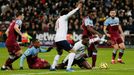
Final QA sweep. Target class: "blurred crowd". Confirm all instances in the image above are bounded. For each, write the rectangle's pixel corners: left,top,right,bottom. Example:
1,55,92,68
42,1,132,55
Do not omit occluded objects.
0,0,134,38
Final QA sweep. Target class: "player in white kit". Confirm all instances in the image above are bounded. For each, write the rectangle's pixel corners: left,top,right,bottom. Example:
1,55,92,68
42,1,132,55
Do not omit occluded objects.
50,3,82,72
56,35,107,69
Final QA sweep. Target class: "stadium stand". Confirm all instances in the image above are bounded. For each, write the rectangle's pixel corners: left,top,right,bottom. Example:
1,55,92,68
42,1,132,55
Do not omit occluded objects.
0,0,134,46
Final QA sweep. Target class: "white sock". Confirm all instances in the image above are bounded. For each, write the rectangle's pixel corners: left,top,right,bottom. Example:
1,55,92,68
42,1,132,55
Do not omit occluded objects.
66,53,75,69
62,55,69,63
51,55,60,69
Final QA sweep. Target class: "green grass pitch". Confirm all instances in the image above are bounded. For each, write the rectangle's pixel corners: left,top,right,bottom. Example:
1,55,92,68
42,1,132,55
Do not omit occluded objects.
0,47,134,75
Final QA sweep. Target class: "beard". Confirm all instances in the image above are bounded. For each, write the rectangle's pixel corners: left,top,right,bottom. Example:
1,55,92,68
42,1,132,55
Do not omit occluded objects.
111,16,115,19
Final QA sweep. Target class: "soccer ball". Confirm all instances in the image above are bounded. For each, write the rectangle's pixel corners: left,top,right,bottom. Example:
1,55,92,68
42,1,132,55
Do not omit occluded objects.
99,62,109,69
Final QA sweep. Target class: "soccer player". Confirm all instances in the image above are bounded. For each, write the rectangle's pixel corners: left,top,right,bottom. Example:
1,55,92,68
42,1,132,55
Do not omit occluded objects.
56,35,92,69
50,3,82,72
1,12,25,70
103,9,125,64
19,39,51,69
57,35,106,69
81,9,103,67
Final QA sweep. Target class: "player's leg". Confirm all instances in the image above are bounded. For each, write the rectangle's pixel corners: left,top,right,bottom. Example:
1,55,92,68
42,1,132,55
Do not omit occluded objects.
56,59,68,69
80,61,92,69
77,58,92,69
62,40,75,72
66,51,75,71
50,44,62,70
32,58,50,69
118,38,126,64
62,55,69,63
109,37,119,64
1,44,22,70
111,44,119,64
88,43,97,67
42,59,51,69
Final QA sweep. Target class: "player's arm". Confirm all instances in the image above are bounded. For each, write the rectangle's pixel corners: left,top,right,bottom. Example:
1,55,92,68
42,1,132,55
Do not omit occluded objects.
5,28,9,36
84,18,102,37
89,35,100,44
103,26,110,37
103,19,111,37
119,25,124,36
14,24,23,37
119,25,125,41
65,3,82,19
20,49,31,69
87,26,102,37
71,42,81,53
39,47,52,53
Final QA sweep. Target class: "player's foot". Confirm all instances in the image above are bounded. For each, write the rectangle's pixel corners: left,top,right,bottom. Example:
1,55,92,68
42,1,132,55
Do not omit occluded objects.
92,65,95,67
111,60,116,64
56,63,66,69
7,64,13,70
1,65,8,70
50,67,56,71
66,68,74,72
1,65,13,70
117,59,125,64
92,66,98,70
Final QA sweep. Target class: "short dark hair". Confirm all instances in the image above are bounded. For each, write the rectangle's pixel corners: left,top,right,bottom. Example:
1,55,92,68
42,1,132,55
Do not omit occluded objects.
31,39,39,43
60,8,69,16
16,11,23,17
82,35,89,39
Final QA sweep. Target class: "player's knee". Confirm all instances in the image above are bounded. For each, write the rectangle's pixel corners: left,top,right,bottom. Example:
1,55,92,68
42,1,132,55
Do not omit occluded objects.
114,47,119,50
69,49,75,53
119,44,126,50
9,55,16,59
15,50,22,56
120,47,126,50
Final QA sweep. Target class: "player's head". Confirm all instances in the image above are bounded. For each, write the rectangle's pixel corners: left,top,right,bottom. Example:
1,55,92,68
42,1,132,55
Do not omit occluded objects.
32,39,41,48
88,9,97,19
60,8,69,16
16,11,24,20
109,9,116,18
82,35,89,46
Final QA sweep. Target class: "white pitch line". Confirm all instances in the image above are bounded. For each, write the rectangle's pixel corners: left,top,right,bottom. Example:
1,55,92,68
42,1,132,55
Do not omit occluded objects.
11,70,91,75
11,68,134,75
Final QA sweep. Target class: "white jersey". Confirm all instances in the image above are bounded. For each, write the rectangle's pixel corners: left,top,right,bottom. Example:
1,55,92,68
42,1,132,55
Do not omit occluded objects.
55,8,79,42
73,40,86,60
73,35,107,60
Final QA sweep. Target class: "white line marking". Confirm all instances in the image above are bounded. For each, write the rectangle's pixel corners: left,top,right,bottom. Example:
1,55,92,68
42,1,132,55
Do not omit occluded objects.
11,68,134,75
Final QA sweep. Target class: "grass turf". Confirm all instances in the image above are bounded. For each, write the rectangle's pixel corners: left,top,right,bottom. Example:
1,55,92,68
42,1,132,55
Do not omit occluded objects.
0,47,134,75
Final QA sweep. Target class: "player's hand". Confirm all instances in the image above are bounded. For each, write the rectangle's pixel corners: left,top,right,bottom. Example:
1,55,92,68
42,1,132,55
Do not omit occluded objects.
106,34,111,37
20,67,23,70
21,34,27,38
77,2,82,9
120,33,125,42
47,47,53,52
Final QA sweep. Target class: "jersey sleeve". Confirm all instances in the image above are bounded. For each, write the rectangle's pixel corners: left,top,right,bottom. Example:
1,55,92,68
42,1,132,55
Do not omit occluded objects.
39,47,47,53
16,20,22,26
104,19,109,26
65,8,79,20
73,42,81,51
20,48,32,67
23,48,32,56
20,54,26,67
84,18,93,26
116,17,120,24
